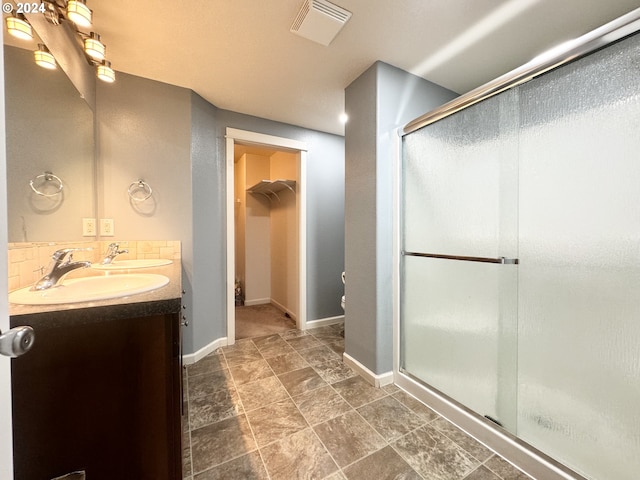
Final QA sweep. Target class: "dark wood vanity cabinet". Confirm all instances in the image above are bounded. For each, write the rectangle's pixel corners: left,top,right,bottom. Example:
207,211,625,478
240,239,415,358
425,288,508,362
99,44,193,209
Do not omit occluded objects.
10,306,182,480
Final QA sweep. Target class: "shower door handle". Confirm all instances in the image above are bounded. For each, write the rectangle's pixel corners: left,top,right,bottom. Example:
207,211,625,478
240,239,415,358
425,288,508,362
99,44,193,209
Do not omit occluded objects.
0,325,35,357
402,251,519,265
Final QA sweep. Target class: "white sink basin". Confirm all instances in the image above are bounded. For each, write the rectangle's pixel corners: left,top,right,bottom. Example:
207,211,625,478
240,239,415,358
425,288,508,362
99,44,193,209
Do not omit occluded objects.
9,274,170,305
92,259,173,270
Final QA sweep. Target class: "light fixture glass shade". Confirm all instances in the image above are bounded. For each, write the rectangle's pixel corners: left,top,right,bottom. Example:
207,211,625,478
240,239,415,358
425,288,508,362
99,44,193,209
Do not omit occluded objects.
6,15,33,41
34,44,56,70
67,0,92,27
97,60,115,83
84,32,105,61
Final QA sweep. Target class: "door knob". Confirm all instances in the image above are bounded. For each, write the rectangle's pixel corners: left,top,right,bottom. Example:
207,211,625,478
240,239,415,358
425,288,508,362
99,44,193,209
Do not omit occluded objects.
0,326,35,357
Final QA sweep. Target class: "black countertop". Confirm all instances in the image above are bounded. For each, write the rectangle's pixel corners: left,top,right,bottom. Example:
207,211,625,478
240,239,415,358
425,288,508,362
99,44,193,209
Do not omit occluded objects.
9,262,182,326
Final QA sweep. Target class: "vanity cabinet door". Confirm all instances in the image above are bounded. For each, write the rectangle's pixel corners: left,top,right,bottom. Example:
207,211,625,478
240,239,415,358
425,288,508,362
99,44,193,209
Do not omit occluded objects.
11,311,182,480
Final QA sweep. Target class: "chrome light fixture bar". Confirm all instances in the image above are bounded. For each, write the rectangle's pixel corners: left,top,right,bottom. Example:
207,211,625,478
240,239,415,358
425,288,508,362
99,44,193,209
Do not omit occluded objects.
66,0,92,27
34,44,57,69
5,13,33,40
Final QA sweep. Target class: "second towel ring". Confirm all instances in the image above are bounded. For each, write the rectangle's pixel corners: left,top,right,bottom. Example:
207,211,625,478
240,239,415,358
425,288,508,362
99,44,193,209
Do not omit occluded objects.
29,171,64,197
128,179,153,201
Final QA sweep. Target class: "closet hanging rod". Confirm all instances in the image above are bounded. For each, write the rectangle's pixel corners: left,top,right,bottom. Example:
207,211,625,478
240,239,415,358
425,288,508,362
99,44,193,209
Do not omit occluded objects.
402,251,518,265
246,179,296,202
402,7,640,135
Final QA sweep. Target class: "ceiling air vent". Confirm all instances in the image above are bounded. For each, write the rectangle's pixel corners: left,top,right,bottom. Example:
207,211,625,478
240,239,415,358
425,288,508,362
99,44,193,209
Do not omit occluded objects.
290,0,352,46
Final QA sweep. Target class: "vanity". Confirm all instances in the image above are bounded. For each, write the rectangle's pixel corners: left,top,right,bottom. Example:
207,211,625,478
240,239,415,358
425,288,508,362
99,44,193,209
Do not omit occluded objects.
9,260,183,480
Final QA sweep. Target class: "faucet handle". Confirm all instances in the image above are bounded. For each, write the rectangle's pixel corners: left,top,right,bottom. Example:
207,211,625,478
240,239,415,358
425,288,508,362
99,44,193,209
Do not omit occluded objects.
105,242,128,254
51,248,76,262
51,247,93,262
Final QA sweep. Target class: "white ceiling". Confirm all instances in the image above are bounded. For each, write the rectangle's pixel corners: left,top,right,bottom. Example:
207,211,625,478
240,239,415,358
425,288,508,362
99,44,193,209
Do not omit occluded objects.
91,0,639,136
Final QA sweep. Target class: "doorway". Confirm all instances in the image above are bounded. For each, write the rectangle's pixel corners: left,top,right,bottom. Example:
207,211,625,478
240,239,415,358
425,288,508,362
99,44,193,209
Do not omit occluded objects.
225,128,308,345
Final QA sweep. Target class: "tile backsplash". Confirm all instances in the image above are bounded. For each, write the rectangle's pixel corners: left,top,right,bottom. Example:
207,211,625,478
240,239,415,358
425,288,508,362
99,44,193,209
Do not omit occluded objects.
8,240,181,292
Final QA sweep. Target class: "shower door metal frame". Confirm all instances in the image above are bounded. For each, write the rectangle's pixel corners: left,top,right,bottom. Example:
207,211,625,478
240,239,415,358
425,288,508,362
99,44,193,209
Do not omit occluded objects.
403,8,640,136
393,7,640,480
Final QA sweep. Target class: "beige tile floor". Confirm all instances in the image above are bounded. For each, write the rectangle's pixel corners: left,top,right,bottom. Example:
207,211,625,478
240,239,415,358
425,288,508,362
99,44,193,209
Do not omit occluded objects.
235,304,297,339
182,323,532,480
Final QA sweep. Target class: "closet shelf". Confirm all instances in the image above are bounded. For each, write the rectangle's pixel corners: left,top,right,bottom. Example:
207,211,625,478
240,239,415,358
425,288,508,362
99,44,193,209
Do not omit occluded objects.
247,179,296,202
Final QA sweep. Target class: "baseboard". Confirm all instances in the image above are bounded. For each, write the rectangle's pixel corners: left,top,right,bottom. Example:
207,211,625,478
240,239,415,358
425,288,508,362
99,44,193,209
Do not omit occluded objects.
270,298,297,321
306,315,344,329
244,298,270,307
343,352,394,388
182,337,228,365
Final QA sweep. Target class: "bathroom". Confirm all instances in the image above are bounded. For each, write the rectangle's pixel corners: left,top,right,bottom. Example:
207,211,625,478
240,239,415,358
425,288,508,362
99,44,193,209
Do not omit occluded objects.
1,1,640,479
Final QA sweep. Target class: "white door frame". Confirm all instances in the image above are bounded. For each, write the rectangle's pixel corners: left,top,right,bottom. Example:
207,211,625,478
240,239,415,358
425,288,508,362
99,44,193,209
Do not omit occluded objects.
225,127,308,345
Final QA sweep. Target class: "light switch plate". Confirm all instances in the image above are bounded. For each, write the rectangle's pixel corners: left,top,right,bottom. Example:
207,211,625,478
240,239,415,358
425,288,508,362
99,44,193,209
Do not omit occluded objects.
100,218,114,236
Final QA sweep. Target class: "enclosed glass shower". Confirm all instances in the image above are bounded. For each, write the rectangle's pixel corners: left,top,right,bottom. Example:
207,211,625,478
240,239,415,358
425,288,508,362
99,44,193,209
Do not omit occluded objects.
399,21,640,480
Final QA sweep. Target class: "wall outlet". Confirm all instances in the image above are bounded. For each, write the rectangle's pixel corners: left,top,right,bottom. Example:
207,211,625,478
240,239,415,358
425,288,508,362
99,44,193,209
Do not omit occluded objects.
100,218,115,237
82,218,96,236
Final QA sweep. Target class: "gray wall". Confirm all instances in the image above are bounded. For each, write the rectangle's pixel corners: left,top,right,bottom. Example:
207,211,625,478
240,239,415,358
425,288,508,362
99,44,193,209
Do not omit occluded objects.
189,92,223,353
96,73,345,355
97,72,192,240
344,61,457,374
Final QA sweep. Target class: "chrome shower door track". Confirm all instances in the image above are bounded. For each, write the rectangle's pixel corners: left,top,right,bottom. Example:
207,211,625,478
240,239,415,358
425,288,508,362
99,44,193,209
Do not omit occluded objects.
402,7,640,135
395,371,588,480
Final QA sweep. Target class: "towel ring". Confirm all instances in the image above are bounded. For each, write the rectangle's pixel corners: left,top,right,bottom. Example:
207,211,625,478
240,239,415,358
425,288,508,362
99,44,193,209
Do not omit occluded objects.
128,179,153,201
29,171,64,197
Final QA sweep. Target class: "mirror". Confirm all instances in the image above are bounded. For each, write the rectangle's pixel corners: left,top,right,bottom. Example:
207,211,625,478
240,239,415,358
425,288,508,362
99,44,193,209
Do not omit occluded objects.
4,40,95,242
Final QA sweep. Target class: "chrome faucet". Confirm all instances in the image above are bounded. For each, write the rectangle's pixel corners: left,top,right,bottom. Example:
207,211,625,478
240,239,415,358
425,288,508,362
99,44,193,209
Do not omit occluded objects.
32,248,92,291
101,242,128,265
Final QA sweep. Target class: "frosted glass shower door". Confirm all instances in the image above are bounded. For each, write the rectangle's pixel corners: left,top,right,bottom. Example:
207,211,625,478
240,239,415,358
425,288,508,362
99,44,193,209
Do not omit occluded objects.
516,33,640,480
401,91,519,431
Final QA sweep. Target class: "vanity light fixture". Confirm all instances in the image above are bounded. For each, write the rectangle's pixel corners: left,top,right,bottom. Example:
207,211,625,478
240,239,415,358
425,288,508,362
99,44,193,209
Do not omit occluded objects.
83,32,105,61
96,59,115,83
25,0,116,81
5,13,33,41
66,0,92,28
34,44,57,70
